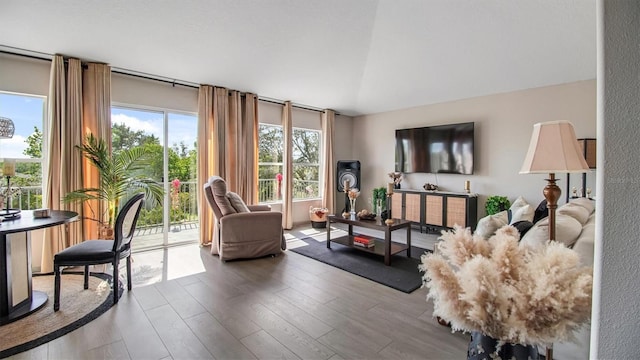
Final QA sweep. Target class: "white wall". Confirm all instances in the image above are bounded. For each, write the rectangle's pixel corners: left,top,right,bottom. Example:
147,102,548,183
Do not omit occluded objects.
353,80,596,218
592,1,640,358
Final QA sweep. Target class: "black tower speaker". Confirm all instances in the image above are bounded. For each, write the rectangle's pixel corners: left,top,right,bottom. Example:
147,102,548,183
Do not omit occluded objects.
337,160,361,192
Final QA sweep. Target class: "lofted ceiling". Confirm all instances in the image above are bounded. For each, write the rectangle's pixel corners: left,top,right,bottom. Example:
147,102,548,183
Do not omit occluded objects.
0,0,596,116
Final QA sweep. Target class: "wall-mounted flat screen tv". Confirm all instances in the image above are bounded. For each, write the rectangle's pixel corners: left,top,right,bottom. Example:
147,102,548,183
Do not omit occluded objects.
395,122,474,174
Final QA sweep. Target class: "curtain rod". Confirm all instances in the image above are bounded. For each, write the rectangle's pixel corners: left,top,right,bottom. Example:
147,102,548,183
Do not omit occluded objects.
1,46,338,115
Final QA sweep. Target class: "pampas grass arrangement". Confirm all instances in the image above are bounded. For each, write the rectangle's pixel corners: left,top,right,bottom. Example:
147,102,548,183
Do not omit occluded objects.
420,225,592,347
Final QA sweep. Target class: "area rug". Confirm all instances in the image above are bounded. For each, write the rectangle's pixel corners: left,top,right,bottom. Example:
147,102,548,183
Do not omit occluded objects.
290,237,430,293
0,273,121,358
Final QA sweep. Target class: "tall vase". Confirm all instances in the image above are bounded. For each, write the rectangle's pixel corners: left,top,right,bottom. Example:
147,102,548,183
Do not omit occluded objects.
466,332,538,360
349,198,356,220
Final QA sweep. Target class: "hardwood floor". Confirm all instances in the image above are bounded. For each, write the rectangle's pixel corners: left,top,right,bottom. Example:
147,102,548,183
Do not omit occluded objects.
10,224,469,359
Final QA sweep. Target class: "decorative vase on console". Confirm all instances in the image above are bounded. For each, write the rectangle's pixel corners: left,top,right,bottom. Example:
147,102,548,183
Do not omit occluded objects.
349,198,356,220
347,188,359,220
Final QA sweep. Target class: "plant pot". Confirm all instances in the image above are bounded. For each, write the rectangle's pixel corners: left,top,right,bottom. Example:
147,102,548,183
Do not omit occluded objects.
311,220,326,229
467,331,538,360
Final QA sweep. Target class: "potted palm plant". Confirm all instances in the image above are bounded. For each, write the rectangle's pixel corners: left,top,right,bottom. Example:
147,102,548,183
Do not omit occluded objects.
64,133,164,239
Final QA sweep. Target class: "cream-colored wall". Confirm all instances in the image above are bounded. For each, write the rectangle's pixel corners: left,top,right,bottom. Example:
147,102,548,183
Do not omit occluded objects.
353,80,596,218
0,53,50,96
111,73,198,112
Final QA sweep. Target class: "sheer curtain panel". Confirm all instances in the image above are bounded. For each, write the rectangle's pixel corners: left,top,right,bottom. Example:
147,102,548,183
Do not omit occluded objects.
321,109,335,213
281,101,294,230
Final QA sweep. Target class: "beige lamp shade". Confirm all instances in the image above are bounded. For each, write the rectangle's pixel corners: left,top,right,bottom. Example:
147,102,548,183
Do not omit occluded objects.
520,120,590,174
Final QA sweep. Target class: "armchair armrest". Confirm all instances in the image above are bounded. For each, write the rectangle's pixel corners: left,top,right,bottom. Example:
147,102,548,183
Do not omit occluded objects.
248,204,272,212
220,211,282,243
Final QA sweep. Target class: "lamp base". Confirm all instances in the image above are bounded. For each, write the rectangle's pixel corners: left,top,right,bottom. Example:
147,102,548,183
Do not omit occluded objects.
0,208,21,220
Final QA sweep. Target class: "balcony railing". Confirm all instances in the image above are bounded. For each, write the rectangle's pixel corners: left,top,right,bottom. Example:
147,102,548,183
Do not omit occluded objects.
12,179,317,226
258,178,320,203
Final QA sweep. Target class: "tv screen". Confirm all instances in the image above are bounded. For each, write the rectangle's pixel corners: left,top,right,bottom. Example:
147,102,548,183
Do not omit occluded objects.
395,122,474,174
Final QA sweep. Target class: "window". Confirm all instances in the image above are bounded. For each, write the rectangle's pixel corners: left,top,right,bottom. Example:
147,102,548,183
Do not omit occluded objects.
292,128,321,199
0,92,45,210
258,124,283,203
257,124,321,202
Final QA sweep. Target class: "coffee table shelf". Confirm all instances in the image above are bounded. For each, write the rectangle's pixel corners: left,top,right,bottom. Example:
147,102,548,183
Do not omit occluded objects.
329,234,409,257
327,215,412,266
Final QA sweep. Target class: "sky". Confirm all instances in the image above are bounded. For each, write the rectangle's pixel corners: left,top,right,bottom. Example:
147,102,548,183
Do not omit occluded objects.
0,92,44,159
0,93,197,160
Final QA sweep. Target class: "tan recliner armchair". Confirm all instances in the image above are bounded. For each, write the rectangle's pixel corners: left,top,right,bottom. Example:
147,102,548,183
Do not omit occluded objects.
203,176,285,261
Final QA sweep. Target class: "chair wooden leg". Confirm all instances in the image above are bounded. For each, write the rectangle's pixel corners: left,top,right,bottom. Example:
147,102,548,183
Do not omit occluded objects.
84,265,89,289
54,265,61,311
126,255,132,291
113,259,120,304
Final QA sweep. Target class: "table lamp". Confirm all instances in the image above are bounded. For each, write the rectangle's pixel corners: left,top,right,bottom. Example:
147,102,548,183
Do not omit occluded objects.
520,120,590,360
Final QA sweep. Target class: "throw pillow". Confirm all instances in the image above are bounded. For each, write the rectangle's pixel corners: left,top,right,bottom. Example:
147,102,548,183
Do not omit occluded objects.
557,202,591,225
475,211,508,239
532,200,548,224
226,192,250,213
508,196,530,223
511,220,534,239
520,214,582,248
509,204,534,225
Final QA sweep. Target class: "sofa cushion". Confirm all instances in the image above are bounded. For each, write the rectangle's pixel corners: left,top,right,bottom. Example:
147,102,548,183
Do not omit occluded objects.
569,197,595,214
520,214,583,248
557,202,591,225
226,192,250,213
572,217,595,266
475,211,508,239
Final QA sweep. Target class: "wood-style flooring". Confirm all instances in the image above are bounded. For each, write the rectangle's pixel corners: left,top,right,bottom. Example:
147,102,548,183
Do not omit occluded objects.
9,224,469,359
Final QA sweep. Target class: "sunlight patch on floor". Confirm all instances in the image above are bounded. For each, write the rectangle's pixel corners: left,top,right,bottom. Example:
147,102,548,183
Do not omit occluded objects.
131,243,206,286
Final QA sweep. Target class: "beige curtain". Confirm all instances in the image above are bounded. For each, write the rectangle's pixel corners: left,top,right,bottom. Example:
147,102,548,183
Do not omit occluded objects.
321,109,335,213
41,57,100,273
81,63,112,241
41,55,67,273
62,59,84,246
197,85,216,248
282,101,293,229
198,86,259,247
238,93,259,203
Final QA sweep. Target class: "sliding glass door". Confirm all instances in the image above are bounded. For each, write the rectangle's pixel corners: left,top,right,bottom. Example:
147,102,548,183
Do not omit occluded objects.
111,106,197,250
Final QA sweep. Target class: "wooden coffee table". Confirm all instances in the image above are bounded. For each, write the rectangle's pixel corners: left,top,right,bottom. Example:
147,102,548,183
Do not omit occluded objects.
326,215,412,266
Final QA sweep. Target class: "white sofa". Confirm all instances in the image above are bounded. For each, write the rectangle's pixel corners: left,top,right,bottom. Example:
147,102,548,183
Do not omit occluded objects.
475,197,595,360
